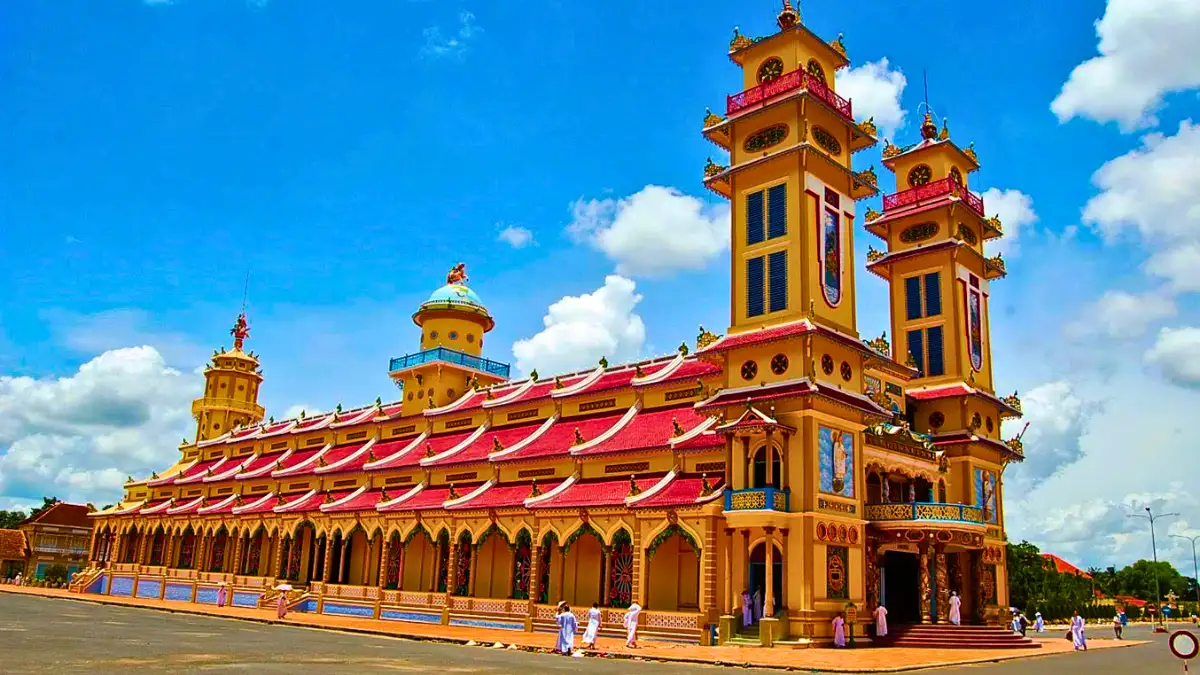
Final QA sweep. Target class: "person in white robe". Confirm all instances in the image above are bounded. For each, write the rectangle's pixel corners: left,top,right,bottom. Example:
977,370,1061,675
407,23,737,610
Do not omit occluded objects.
948,591,962,625
1070,611,1087,651
832,612,846,647
623,602,642,648
1033,612,1045,633
741,590,752,627
873,604,888,638
582,603,602,648
752,587,763,622
555,603,578,655
1011,612,1021,634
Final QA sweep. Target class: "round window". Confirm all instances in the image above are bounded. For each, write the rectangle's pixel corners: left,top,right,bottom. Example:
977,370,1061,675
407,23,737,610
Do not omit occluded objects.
449,331,458,340
770,354,789,375
840,362,852,381
467,334,475,343
430,331,439,340
907,164,933,187
821,354,835,375
985,416,994,432
447,389,456,399
929,412,945,429
740,360,758,381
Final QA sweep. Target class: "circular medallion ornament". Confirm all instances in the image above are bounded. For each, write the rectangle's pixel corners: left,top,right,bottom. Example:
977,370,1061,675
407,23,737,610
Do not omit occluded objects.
972,412,982,430
816,522,828,541
847,526,859,544
756,57,785,83
907,164,933,188
986,417,994,432
812,126,842,155
430,331,439,340
840,361,852,381
929,412,945,429
838,524,848,542
806,59,827,84
900,222,939,243
740,360,758,381
770,353,789,375
744,124,789,153
449,331,458,340
822,354,835,375
949,167,964,185
467,334,475,343
1169,630,1199,660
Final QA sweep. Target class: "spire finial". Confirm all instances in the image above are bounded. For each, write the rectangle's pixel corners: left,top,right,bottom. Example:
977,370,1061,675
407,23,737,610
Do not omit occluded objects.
230,312,250,352
777,0,800,29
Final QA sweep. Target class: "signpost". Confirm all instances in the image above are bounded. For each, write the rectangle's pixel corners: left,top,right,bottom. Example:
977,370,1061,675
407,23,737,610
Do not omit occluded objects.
1169,630,1198,673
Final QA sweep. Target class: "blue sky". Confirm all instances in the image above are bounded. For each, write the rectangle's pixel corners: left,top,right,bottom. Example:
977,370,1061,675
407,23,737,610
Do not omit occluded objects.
3,0,1200,573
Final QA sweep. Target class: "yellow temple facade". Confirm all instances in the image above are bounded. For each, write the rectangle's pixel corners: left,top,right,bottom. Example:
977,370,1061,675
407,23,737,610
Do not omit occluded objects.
80,1,1024,647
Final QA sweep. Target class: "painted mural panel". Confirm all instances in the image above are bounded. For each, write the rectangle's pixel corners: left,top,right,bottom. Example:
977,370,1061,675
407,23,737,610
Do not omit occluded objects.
826,545,849,599
822,209,843,306
968,288,984,370
819,426,855,498
974,468,998,524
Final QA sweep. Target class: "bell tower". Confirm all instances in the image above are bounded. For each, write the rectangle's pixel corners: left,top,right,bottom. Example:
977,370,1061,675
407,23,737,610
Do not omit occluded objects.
192,313,266,442
703,0,879,340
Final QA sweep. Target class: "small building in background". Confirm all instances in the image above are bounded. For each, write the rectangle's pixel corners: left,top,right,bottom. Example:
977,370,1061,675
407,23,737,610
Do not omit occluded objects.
19,503,93,579
0,529,28,578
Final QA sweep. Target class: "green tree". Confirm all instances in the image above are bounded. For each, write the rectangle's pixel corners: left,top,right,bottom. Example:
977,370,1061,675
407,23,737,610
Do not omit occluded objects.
43,564,69,584
26,497,59,521
1006,541,1054,609
0,510,26,529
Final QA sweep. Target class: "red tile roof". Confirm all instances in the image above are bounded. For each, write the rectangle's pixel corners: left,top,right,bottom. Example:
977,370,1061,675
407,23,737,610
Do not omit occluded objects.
696,379,816,409
629,474,723,509
320,487,381,513
197,494,240,515
234,451,290,480
271,445,331,477
20,502,92,528
698,320,815,354
174,457,230,485
310,440,370,473
571,405,713,458
490,412,626,464
203,454,258,482
232,492,278,516
486,375,586,408
165,496,207,516
0,529,28,560
446,480,565,511
528,475,665,510
1042,553,1092,579
424,421,543,467
146,459,199,486
907,383,1022,416
138,499,174,515
636,357,721,388
377,485,454,513
276,490,355,514
361,433,427,470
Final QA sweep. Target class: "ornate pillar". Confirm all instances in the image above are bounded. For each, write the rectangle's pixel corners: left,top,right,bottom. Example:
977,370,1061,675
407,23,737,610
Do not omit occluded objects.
781,431,790,491
919,540,932,623
971,549,985,624
322,536,333,584
935,546,949,623
865,539,879,612
632,527,645,607
601,546,612,606
197,533,209,572
700,518,717,614
741,437,752,487
724,434,734,488
468,541,479,597
231,535,244,578
340,537,352,584
764,428,775,487
528,540,542,607
445,536,459,596
723,528,734,616
429,538,441,592
557,540,567,603
278,536,289,578
763,527,776,618
779,528,789,612
378,537,389,588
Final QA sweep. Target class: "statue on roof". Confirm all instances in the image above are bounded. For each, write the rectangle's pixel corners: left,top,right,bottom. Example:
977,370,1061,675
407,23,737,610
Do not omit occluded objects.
230,312,250,351
446,262,469,286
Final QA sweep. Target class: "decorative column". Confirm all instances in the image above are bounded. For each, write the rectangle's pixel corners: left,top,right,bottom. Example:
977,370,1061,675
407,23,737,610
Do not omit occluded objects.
935,546,949,623
971,549,985,624
601,546,612,606
918,541,932,623
321,536,333,584
429,538,441,592
723,528,734,615
277,536,289,579
781,431,790,491
763,527,776,618
526,542,541,631
378,537,389,589
231,535,244,579
445,536,459,596
467,541,479,597
741,437,752,487
864,539,879,612
632,528,645,607
197,533,209,573
724,435,734,488
764,428,775,488
779,528,789,613
340,537,352,584
700,518,718,615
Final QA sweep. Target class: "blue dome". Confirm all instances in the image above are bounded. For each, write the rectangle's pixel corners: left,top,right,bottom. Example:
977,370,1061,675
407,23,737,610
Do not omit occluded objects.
425,283,485,308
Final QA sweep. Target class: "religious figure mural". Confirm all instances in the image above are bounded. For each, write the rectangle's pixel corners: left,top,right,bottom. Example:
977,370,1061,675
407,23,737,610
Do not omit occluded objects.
967,287,984,371
822,209,842,306
819,425,855,497
974,467,998,523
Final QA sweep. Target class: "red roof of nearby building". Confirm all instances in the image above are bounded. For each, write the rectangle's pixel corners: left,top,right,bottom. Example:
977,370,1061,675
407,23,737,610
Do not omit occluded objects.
377,485,454,513
1042,553,1092,579
0,529,28,560
20,502,92,528
320,487,381,513
628,474,723,509
698,320,815,353
571,406,711,458
446,480,565,511
527,475,665,510
424,421,543,467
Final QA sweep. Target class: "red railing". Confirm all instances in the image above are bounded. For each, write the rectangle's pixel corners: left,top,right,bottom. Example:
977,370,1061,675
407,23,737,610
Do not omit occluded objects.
882,177,984,216
726,69,852,120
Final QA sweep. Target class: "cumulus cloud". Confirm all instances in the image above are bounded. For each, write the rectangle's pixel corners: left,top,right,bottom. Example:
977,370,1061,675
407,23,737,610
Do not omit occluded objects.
980,188,1037,257
836,58,907,138
1051,0,1200,130
567,186,730,278
496,224,535,249
1066,290,1177,340
0,347,199,507
421,11,481,59
1145,326,1200,389
511,275,645,376
1003,381,1089,490
282,404,323,420
1146,242,1200,294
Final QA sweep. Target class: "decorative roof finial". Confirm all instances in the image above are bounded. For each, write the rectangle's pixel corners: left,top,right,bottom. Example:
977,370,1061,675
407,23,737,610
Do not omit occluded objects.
528,480,542,499
446,262,469,286
628,474,642,497
830,32,846,58
696,325,719,350
964,141,979,163
920,111,938,140
448,483,460,500
938,117,950,141
230,312,250,352
598,355,609,369
529,369,539,382
700,473,715,496
573,427,586,446
679,342,690,356
777,0,800,30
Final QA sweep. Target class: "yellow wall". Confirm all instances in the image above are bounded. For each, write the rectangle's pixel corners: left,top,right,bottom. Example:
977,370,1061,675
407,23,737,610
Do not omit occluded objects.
402,533,435,591
647,534,700,611
474,535,513,599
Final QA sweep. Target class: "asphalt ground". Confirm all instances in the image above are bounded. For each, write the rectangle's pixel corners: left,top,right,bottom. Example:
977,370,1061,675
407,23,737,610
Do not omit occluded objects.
0,592,1185,674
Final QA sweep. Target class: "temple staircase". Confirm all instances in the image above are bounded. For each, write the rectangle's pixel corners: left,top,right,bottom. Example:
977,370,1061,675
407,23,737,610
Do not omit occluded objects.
68,568,106,594
873,624,1040,649
257,587,311,613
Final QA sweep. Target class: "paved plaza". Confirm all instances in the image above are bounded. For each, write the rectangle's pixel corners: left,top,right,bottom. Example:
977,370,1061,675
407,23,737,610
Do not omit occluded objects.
0,591,1177,674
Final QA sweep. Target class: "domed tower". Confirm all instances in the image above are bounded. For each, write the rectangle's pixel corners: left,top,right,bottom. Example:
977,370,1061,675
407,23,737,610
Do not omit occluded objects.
389,263,510,417
191,313,266,442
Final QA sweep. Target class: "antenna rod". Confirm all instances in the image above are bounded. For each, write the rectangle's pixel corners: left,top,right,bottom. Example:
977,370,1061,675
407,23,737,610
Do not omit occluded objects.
923,69,929,110
241,271,251,314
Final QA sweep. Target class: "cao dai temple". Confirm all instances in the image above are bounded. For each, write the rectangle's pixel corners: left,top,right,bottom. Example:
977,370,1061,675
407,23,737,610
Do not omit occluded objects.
80,1,1026,647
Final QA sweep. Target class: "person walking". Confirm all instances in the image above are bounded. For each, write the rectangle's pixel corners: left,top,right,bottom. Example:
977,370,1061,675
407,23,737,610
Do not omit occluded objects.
1112,613,1123,639
581,603,601,649
1070,610,1088,651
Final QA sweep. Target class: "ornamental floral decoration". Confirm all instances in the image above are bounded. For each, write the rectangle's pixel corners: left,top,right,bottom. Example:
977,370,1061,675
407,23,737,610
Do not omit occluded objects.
812,126,842,155
827,545,849,599
900,221,939,243
855,165,878,188
866,332,890,354
857,116,877,137
964,141,979,163
646,524,698,560
744,124,789,153
473,524,510,552
703,107,725,129
987,253,1007,275
561,523,604,554
986,214,1004,233
1001,391,1022,415
607,530,635,608
729,27,754,52
956,223,978,245
756,57,785,83
865,207,882,222
829,32,847,58
696,325,720,350
511,531,532,600
704,157,727,178
882,139,902,158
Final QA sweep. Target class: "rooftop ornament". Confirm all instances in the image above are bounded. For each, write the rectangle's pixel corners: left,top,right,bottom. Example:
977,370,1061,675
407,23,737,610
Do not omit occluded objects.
855,165,878,187
700,474,716,497
865,207,882,222
599,356,609,368
672,417,685,437
1001,391,1022,415
986,214,1004,234
704,157,727,178
628,474,642,497
697,325,719,350
964,141,979,163
703,107,725,129
528,480,542,499
529,369,539,382
882,139,902,158
857,116,877,137
446,262,469,286
573,428,586,445
920,111,938,140
938,118,950,141
777,0,800,29
867,332,890,354
830,32,847,58
729,26,754,52
378,489,390,504
229,312,251,351
866,246,885,263
678,342,690,356
448,484,459,500
492,437,504,453
987,253,1007,275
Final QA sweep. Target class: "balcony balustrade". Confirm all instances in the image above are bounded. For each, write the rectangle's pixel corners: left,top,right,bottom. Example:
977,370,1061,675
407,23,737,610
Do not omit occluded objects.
726,69,852,120
724,487,790,512
864,501,985,525
881,177,984,217
388,347,511,378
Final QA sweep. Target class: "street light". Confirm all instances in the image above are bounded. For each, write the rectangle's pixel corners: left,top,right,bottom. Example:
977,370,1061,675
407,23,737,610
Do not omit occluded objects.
1171,534,1200,609
1128,506,1178,628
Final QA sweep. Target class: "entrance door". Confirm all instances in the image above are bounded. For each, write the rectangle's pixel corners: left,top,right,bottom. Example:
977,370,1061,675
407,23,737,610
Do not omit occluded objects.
747,542,784,622
882,551,921,624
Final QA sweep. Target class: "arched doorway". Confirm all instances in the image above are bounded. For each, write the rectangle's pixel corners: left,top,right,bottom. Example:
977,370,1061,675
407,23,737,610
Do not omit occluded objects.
473,527,513,599
177,527,197,569
645,526,700,611
751,445,783,489
148,527,166,566
747,540,783,622
606,530,634,608
882,549,921,624
511,530,532,600
209,528,229,573
401,528,435,591
559,527,603,607
537,533,557,604
452,531,472,596
383,532,402,590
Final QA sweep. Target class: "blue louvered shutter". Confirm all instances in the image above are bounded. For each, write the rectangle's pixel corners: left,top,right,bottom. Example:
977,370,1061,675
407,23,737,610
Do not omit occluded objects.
768,250,788,312
767,184,787,240
905,276,923,320
907,329,925,376
747,191,765,245
925,326,945,376
747,256,765,317
924,272,942,317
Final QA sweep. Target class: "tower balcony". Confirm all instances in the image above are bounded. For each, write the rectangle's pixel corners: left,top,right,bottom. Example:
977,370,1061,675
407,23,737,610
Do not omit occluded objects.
724,487,790,513
726,68,852,121
865,501,986,529
388,346,511,380
882,177,984,217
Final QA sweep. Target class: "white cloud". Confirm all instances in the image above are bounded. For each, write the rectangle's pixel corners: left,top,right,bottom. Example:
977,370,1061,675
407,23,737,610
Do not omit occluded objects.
0,347,199,507
282,404,323,420
497,224,535,249
1051,0,1200,131
1146,242,1200,294
567,185,730,278
836,58,907,139
41,308,207,368
1145,326,1200,389
1003,381,1089,490
980,188,1037,257
421,11,481,59
1067,290,1177,339
511,275,645,376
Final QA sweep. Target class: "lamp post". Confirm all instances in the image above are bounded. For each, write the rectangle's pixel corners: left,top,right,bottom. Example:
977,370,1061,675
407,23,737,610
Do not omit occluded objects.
1129,507,1177,629
1171,534,1200,609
